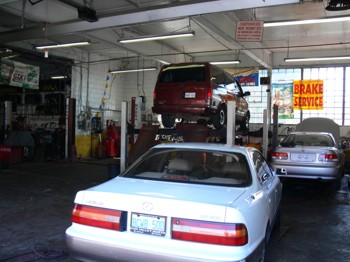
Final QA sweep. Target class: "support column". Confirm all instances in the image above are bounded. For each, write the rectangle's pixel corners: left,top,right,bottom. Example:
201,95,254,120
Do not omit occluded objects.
120,101,128,173
226,101,236,146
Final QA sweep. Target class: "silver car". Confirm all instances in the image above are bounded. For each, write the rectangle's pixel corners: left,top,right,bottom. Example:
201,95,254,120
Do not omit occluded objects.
271,132,345,189
66,143,282,262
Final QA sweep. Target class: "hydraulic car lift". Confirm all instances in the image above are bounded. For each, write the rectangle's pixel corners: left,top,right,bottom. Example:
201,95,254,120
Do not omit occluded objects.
120,101,269,173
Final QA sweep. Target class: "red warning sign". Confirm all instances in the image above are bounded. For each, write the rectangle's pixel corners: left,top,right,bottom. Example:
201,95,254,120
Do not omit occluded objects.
236,20,264,42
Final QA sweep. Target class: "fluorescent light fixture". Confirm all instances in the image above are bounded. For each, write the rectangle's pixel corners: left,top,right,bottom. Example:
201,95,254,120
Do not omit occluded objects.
210,61,240,65
285,56,350,62
157,59,170,65
264,16,350,27
36,41,90,50
109,67,157,74
51,76,67,79
118,31,195,43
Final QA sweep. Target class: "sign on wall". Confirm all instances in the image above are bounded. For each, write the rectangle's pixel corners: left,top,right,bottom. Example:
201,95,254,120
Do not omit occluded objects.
293,80,324,110
272,82,294,119
0,59,40,90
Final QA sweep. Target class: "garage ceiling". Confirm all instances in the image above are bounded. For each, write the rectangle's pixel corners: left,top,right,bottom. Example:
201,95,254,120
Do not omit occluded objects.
1,0,350,73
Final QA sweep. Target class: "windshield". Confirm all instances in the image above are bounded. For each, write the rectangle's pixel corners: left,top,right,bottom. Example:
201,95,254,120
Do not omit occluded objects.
122,148,252,187
280,133,334,147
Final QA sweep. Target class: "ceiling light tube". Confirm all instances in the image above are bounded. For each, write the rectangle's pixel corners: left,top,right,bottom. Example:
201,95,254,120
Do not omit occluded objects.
36,41,90,50
157,59,170,65
118,31,195,43
109,67,157,74
51,76,67,79
285,56,350,62
210,61,240,65
264,16,350,27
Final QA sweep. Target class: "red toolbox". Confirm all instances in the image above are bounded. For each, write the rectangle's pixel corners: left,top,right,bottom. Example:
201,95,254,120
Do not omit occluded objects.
0,145,23,166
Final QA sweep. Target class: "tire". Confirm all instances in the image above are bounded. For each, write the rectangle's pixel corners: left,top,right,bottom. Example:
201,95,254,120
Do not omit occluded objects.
212,105,226,129
260,225,271,262
239,117,248,131
239,110,250,131
273,207,281,231
161,114,175,128
259,242,266,262
331,178,341,191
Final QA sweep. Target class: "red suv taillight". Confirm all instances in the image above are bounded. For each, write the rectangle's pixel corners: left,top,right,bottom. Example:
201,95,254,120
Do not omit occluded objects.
72,204,126,231
153,90,157,101
171,218,248,246
207,87,212,104
207,88,212,98
272,152,288,160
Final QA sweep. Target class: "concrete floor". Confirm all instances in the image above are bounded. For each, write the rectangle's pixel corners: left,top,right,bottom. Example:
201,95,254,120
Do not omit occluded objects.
0,160,349,262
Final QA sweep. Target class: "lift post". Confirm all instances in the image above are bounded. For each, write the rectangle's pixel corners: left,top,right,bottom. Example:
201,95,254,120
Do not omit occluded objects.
262,109,268,159
226,101,236,146
272,104,279,151
120,101,128,173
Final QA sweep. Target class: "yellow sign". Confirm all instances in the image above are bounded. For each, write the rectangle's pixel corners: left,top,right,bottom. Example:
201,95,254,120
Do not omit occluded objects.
293,80,324,110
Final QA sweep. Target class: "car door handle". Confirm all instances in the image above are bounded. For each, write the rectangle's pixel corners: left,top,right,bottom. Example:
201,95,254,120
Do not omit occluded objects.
262,173,269,182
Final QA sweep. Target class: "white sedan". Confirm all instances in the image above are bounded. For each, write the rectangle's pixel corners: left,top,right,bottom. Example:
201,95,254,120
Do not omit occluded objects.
66,143,282,262
271,132,345,189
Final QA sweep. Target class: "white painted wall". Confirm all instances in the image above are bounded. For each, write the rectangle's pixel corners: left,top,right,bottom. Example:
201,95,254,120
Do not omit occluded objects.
71,53,123,135
121,68,159,123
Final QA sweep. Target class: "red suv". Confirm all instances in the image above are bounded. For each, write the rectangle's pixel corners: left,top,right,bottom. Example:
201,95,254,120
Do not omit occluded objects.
152,62,250,129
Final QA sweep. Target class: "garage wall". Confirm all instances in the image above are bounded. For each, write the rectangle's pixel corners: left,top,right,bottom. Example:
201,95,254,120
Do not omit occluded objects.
71,53,123,158
38,49,160,158
121,67,160,125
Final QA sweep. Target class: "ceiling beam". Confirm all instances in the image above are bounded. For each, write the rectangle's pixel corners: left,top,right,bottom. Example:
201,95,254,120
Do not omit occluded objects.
0,0,19,4
192,15,271,68
82,29,194,64
0,0,299,43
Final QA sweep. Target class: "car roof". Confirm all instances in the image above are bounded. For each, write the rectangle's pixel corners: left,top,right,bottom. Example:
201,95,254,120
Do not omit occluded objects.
289,131,333,136
164,62,209,67
152,142,252,154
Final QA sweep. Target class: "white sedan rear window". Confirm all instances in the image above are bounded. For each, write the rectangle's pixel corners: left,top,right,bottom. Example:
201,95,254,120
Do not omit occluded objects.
281,134,334,147
122,149,252,187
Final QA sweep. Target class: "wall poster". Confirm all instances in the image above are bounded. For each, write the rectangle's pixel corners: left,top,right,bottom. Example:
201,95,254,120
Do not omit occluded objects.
272,82,294,119
0,59,40,90
225,67,259,86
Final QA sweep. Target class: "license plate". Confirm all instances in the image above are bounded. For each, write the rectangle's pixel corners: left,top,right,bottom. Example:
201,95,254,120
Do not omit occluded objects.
291,153,315,162
130,213,166,236
184,92,196,98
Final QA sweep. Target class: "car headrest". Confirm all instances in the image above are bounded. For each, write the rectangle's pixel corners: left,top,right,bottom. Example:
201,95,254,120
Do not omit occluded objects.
168,158,193,172
222,161,246,180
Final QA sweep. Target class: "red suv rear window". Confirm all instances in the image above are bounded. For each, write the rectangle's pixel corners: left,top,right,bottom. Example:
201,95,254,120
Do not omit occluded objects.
159,66,206,83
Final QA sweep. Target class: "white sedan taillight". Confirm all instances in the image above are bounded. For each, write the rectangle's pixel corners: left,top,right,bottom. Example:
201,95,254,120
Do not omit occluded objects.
272,152,288,160
318,153,338,162
171,218,248,246
72,204,126,231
